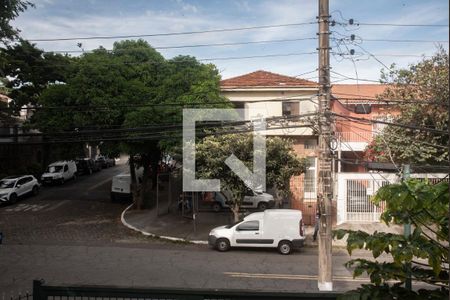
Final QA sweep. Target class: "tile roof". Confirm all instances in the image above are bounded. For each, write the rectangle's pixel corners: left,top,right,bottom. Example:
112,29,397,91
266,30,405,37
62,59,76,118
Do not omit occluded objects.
331,84,388,101
220,70,318,88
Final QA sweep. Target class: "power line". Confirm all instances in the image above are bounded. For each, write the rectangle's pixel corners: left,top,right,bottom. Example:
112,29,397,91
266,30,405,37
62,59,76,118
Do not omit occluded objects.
332,112,448,135
357,22,449,28
0,112,318,139
46,37,318,54
3,51,319,70
336,120,448,150
361,38,449,44
27,21,317,42
1,94,319,112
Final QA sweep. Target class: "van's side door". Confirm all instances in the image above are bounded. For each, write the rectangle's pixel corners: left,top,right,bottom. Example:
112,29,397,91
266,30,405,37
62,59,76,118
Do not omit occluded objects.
232,220,272,247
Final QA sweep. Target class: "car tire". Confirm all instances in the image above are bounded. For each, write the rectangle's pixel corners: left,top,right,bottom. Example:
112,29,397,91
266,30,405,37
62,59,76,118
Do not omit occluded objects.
278,240,292,255
257,202,268,211
216,238,230,252
32,185,39,196
212,202,222,212
9,193,17,204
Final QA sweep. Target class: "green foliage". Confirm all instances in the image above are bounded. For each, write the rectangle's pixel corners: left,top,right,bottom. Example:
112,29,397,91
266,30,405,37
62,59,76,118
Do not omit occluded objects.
365,48,449,164
0,40,72,114
196,134,306,220
0,0,33,44
334,180,449,298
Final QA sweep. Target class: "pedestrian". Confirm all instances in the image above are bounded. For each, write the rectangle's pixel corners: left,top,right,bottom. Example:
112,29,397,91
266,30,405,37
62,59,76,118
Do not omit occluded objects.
313,210,320,241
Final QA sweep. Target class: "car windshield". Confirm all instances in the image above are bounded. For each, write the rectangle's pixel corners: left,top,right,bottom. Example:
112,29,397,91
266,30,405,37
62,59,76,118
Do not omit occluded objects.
47,165,63,173
225,220,242,229
0,179,16,189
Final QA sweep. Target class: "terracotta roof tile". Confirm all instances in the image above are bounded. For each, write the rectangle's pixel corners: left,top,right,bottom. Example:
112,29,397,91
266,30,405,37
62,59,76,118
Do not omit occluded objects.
331,84,388,100
220,70,318,88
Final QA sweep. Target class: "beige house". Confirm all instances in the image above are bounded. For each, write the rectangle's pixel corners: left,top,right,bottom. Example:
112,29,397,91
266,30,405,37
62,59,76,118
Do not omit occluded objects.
220,70,320,224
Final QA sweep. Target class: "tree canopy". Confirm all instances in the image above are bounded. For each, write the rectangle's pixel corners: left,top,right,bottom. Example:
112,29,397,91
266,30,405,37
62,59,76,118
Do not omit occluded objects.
196,134,307,221
365,48,449,164
0,0,33,45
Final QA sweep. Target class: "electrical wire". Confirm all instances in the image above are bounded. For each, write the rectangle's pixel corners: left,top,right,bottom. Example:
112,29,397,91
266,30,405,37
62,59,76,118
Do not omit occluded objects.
27,21,317,42
1,93,319,112
46,37,318,54
332,112,448,135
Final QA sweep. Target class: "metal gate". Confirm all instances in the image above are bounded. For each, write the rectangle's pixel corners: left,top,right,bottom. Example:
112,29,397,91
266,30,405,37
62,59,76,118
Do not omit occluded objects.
336,173,448,224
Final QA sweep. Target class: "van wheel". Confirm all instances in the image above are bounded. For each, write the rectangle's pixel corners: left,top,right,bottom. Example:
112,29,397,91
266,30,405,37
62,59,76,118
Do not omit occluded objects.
212,202,222,212
32,185,39,196
216,238,230,252
278,240,292,255
257,202,268,210
9,193,17,204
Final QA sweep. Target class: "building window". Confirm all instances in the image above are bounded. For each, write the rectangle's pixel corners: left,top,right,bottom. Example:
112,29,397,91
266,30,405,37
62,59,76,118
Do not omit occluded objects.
304,139,317,150
304,157,316,199
282,101,299,116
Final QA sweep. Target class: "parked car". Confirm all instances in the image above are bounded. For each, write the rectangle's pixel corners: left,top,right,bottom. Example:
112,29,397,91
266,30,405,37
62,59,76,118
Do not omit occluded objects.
208,209,305,255
41,161,77,185
204,189,275,212
75,158,96,175
0,175,40,204
96,156,115,168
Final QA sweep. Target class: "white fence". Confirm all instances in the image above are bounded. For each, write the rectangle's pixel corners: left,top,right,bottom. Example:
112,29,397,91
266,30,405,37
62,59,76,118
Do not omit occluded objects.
336,172,448,224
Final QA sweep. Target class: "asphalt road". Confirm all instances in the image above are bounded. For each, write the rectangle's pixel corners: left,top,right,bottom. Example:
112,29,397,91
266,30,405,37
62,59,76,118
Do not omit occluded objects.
0,162,371,296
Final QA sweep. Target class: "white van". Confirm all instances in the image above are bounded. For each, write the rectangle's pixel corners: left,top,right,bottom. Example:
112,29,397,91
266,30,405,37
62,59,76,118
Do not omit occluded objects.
41,161,77,185
110,169,143,202
208,209,305,255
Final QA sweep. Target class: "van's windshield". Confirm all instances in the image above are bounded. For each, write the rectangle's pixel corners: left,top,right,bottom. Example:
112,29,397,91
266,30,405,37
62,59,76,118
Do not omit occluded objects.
47,165,63,173
225,220,242,229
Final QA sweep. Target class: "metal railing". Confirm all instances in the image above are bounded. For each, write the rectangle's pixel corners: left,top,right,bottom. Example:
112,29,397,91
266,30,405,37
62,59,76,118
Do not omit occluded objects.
33,280,341,300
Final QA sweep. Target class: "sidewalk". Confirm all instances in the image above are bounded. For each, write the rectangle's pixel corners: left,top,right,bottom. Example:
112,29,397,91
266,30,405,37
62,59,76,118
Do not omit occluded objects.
121,205,402,246
121,205,321,245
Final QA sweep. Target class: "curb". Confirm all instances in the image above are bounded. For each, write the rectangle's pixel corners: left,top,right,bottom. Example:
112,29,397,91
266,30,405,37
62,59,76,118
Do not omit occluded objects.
120,204,208,245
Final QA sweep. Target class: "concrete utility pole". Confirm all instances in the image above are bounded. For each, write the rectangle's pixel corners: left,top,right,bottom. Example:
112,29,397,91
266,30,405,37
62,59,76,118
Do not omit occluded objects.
317,0,333,291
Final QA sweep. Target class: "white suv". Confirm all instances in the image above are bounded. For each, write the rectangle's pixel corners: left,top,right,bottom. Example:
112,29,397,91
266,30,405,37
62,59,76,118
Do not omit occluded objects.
0,175,40,204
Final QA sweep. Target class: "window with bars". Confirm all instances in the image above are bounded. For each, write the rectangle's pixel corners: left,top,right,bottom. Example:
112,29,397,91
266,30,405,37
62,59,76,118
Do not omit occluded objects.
304,157,317,199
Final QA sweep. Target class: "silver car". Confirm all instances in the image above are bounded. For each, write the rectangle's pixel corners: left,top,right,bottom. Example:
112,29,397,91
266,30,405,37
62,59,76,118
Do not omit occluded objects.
0,175,40,204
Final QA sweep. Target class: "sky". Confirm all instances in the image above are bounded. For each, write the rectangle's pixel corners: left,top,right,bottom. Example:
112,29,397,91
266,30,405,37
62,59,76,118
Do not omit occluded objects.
11,0,450,83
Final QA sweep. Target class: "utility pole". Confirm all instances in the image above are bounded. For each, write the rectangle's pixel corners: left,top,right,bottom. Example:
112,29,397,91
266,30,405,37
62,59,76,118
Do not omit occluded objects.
402,164,412,290
317,0,333,291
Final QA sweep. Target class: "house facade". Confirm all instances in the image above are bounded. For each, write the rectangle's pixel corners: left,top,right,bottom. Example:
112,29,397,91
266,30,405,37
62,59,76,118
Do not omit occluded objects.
220,70,320,224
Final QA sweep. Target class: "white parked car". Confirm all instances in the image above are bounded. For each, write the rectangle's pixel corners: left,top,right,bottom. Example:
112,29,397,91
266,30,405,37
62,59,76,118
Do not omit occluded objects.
41,161,77,185
208,209,305,255
0,175,40,204
210,189,275,212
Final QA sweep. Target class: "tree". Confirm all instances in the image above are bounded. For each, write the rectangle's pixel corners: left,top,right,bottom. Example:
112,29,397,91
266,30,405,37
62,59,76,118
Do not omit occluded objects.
31,40,231,208
122,54,231,209
334,179,449,299
0,0,33,45
365,49,449,164
196,134,307,221
0,40,72,115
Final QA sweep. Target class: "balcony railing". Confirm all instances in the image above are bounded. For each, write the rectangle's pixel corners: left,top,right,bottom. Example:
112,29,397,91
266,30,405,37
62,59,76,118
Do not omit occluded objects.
336,132,372,143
